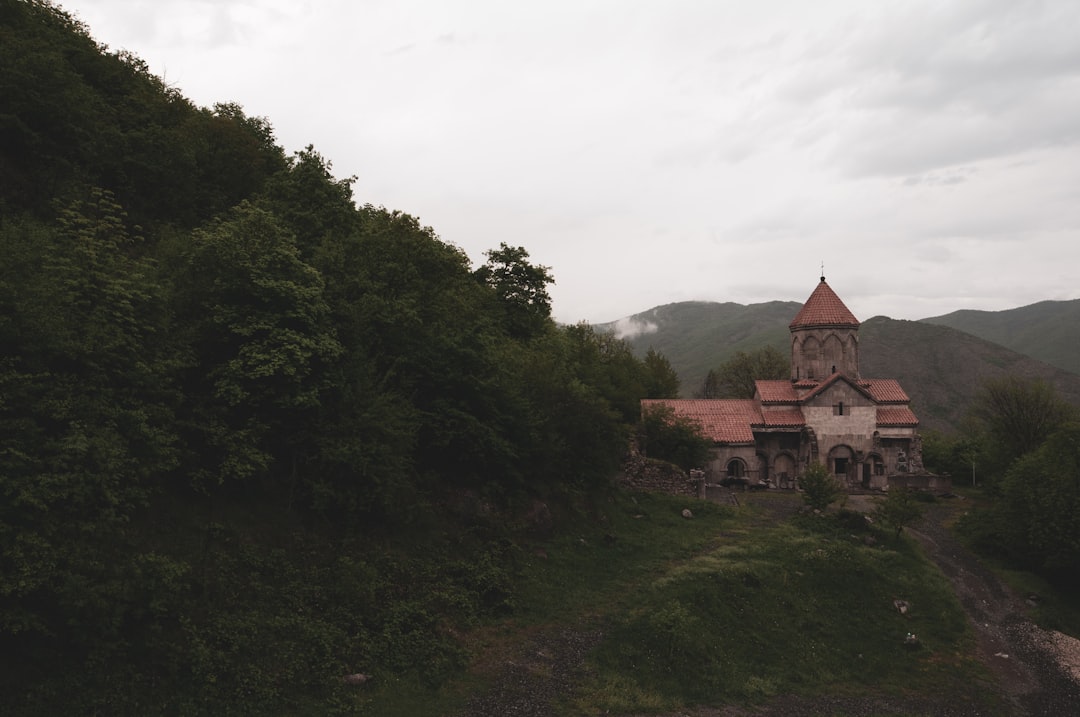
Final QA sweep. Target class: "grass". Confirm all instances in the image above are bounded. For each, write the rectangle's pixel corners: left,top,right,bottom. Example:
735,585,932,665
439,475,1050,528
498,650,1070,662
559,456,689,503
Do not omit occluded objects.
363,490,998,716
578,500,991,714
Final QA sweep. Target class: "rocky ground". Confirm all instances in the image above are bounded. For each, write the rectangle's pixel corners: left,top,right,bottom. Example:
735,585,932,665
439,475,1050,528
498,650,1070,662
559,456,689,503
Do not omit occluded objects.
457,497,1080,717
904,503,1080,716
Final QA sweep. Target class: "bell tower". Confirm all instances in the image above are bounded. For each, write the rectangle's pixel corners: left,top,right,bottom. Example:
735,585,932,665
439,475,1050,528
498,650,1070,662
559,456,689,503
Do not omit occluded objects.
789,276,860,381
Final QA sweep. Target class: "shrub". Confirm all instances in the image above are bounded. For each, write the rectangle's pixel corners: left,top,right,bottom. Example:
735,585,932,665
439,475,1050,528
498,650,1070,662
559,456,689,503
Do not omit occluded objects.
639,404,712,471
798,462,842,511
876,488,924,540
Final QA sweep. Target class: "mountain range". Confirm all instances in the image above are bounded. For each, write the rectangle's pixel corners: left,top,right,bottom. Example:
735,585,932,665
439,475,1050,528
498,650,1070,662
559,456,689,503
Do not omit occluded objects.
598,299,1080,434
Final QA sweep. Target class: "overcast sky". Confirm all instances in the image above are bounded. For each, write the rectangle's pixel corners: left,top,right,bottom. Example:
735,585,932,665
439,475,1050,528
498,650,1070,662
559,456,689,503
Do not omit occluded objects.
62,0,1080,326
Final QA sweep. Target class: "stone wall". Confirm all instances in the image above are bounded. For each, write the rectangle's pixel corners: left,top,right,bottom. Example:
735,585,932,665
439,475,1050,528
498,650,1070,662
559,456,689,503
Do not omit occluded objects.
619,443,704,498
889,473,953,492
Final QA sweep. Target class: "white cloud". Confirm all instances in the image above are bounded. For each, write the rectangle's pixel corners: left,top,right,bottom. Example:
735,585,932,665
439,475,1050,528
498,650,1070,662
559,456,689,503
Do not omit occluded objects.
611,317,660,340
59,0,1080,325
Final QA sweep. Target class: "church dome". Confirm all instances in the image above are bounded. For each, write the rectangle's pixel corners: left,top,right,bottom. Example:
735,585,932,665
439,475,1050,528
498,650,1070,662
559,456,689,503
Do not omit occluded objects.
789,276,860,330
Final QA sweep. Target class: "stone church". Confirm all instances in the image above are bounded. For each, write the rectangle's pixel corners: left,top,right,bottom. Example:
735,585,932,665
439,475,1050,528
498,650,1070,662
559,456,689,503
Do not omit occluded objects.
642,276,924,491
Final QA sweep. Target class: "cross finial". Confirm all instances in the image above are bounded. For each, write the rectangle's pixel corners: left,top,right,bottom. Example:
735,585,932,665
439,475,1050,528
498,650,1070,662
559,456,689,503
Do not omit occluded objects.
820,261,825,282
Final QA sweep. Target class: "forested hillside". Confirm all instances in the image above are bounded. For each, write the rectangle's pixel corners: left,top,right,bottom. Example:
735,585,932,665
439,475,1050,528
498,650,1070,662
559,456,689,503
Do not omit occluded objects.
860,317,1080,433
0,2,680,713
922,300,1080,376
595,300,799,396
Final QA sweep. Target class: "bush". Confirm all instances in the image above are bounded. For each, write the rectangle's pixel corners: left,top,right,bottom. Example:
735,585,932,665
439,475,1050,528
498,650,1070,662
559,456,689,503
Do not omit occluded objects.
639,404,713,471
798,462,842,511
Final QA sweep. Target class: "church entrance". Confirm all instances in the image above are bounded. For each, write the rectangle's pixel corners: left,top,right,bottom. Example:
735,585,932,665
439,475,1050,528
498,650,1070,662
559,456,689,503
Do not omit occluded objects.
828,445,855,489
774,453,797,489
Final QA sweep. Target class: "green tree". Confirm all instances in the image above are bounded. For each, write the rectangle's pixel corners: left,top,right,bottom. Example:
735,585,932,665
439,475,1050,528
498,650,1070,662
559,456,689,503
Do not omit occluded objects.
0,189,179,659
564,323,646,424
875,488,924,541
704,346,789,399
969,376,1076,485
798,462,843,511
640,404,713,472
643,347,680,398
474,243,554,339
260,145,357,252
309,207,526,512
509,327,628,494
995,422,1080,577
174,201,341,488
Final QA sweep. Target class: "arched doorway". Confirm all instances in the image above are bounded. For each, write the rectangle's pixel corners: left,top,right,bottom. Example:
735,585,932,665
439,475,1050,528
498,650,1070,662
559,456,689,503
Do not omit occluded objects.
774,452,797,490
862,453,885,488
726,459,745,478
827,445,855,488
756,452,769,487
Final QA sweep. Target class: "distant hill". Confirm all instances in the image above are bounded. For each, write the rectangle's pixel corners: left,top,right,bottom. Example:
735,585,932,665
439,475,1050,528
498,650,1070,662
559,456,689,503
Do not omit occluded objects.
594,301,799,396
860,317,1080,433
600,301,1080,434
921,300,1080,376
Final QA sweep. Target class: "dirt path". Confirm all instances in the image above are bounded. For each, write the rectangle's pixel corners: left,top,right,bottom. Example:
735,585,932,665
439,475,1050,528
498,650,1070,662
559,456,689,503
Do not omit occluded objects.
458,499,1080,716
906,503,1080,716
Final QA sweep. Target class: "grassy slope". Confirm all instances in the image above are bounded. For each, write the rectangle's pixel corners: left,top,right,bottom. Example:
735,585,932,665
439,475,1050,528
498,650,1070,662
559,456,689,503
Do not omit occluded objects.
366,491,998,716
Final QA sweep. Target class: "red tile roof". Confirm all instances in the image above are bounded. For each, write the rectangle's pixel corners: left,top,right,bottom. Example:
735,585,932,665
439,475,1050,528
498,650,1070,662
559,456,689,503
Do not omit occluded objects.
799,372,875,402
789,277,860,329
877,406,919,426
862,379,910,403
761,409,805,428
641,399,761,444
755,380,799,403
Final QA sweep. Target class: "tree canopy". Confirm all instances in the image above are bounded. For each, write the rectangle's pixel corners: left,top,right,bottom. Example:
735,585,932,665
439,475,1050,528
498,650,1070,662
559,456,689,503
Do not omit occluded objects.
969,376,1076,477
703,346,789,398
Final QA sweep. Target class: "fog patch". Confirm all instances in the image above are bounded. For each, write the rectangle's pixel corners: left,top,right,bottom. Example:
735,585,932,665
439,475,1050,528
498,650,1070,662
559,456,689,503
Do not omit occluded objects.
613,317,659,340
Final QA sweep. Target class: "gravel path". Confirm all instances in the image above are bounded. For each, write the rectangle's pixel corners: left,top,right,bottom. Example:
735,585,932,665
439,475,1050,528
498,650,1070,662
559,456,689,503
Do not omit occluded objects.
457,500,1080,716
905,503,1080,716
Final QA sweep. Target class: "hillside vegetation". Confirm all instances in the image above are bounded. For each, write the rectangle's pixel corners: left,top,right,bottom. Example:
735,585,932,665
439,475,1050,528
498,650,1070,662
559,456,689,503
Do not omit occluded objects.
595,301,798,397
861,317,1080,433
0,3,674,712
922,300,1080,376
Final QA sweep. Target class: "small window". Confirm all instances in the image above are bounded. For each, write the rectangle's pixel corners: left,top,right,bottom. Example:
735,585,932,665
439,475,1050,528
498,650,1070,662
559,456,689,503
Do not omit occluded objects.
833,401,844,416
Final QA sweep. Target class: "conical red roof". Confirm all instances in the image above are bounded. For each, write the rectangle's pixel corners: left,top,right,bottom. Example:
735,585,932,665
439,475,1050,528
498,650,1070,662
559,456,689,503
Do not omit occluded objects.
789,276,859,329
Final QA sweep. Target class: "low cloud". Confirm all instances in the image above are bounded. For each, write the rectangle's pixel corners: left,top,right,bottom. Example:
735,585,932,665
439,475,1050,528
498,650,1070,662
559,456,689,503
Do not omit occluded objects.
612,317,659,340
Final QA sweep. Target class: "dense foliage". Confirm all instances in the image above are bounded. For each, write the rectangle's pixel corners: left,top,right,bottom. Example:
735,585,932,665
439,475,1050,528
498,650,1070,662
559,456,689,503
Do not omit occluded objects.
944,377,1080,588
703,346,789,398
0,2,674,712
639,404,713,472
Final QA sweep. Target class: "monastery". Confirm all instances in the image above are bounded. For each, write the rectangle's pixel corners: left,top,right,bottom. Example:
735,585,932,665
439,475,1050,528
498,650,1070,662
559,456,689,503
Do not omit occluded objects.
642,276,924,491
